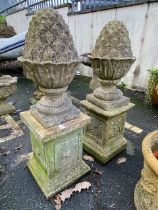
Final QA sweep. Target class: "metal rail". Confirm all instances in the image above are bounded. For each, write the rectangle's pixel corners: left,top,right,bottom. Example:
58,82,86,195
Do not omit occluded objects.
0,0,27,16
0,0,154,16
27,0,69,14
70,0,135,13
0,0,70,16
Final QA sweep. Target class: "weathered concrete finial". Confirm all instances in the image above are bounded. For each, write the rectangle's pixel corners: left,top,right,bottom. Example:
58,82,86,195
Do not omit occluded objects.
81,20,135,164
23,8,78,63
87,20,135,111
91,20,133,58
19,9,90,199
19,8,81,128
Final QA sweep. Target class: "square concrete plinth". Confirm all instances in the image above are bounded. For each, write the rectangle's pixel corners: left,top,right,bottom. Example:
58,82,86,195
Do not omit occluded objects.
81,100,134,164
20,111,91,199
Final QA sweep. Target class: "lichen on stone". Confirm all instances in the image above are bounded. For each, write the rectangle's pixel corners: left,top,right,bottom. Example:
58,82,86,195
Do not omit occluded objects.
91,20,133,58
23,8,78,62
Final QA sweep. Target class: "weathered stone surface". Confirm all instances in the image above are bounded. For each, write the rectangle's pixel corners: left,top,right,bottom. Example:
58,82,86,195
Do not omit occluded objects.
87,57,135,110
23,8,77,63
0,75,17,116
87,20,135,110
134,131,158,210
81,100,134,164
91,20,133,58
20,111,91,199
18,9,81,127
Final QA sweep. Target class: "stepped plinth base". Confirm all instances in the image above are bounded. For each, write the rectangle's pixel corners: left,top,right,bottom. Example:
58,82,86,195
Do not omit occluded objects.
20,111,91,199
81,100,134,164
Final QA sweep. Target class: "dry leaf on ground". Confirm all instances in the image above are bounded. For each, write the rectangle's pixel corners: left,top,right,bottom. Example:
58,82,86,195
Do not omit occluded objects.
73,181,91,192
55,204,61,210
59,189,74,203
83,155,94,161
117,157,127,164
53,181,91,210
93,169,102,175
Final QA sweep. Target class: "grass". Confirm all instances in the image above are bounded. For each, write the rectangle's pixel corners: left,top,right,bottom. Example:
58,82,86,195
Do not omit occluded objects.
0,16,6,24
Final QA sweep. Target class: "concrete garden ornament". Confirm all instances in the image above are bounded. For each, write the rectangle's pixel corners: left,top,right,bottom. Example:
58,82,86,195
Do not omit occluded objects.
19,9,80,128
81,20,136,164
19,8,90,199
134,131,158,210
0,75,17,116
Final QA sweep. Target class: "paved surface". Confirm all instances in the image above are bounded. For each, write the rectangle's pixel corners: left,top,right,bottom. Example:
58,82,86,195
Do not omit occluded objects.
0,69,158,210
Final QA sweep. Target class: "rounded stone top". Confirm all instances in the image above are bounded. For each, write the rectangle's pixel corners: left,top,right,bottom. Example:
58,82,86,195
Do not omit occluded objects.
23,8,78,63
0,75,17,87
91,20,133,59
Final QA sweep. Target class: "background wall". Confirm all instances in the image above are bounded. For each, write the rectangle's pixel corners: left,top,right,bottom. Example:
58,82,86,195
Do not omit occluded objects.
5,3,158,90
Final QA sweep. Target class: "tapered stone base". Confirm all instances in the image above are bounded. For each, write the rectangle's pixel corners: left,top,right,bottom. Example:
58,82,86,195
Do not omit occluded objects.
84,135,127,164
0,102,16,116
87,93,129,111
81,100,134,164
30,97,38,105
20,111,91,199
30,103,80,128
28,154,90,199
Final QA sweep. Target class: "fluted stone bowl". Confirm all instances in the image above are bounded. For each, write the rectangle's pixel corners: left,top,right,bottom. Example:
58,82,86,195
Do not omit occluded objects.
88,56,136,81
18,57,81,90
0,75,17,100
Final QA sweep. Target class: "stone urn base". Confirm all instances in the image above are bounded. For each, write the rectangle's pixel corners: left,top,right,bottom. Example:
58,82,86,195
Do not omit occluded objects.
134,131,158,210
81,100,134,164
0,100,16,116
0,75,17,116
30,88,45,105
20,111,90,199
30,90,80,128
87,93,129,111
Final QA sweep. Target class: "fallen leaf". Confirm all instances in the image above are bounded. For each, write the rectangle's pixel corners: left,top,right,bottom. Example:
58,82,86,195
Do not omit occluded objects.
73,181,91,193
54,194,61,205
117,157,127,165
93,169,102,175
55,204,61,210
83,155,94,162
53,181,91,208
59,189,73,202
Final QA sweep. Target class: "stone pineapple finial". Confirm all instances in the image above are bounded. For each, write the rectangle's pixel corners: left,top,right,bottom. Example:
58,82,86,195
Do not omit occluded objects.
91,20,133,59
87,20,135,111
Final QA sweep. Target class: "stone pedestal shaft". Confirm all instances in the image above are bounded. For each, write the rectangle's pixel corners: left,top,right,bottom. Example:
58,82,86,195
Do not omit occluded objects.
20,111,90,199
81,100,134,164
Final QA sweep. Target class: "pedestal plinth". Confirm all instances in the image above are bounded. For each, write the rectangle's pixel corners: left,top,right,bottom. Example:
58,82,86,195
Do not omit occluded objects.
20,111,91,199
81,100,134,164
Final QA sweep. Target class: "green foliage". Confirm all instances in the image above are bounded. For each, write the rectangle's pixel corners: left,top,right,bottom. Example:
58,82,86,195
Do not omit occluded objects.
0,16,6,24
118,81,127,90
146,68,158,103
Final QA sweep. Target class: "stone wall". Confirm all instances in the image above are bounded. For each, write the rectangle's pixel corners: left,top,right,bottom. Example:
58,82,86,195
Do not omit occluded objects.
5,3,158,90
